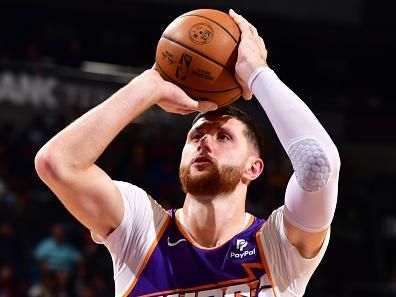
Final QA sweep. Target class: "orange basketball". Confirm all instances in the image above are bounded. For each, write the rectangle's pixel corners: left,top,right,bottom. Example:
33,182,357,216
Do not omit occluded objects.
155,9,241,107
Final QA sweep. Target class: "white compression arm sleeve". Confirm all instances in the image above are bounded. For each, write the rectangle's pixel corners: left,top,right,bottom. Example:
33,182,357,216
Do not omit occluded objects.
250,67,341,232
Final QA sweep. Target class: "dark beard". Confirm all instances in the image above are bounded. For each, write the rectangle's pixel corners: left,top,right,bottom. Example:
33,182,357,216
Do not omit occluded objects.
179,160,242,197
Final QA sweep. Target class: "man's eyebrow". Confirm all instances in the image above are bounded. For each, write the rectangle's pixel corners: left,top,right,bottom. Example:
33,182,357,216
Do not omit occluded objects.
187,127,201,138
188,125,234,137
188,127,200,134
217,127,232,134
188,122,211,134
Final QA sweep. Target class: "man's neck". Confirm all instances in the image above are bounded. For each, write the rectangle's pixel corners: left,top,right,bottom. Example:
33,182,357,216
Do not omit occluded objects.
180,186,247,248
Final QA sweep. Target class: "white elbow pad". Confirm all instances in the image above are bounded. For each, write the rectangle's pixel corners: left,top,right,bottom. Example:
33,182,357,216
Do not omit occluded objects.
288,138,331,192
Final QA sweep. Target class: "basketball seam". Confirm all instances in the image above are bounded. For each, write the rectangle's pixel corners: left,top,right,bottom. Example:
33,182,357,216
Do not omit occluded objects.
156,63,240,93
161,34,234,73
179,14,239,44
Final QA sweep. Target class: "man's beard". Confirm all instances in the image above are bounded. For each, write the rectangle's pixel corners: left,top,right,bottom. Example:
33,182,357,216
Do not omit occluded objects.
179,159,243,197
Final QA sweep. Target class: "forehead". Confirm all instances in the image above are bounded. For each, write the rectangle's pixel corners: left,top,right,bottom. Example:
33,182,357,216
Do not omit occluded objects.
189,115,246,134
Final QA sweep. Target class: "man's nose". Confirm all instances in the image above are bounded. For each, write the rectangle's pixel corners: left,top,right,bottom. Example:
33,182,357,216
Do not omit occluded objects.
197,135,212,153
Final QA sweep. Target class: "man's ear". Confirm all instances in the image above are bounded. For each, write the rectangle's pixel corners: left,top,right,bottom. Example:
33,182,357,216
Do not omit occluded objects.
242,157,264,183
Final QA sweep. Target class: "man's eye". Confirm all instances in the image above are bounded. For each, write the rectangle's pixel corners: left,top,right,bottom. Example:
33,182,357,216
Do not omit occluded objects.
191,133,202,140
218,133,231,141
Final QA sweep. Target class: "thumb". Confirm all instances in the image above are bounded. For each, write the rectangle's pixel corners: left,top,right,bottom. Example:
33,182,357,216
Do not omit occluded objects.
196,100,218,112
235,73,253,100
242,90,253,100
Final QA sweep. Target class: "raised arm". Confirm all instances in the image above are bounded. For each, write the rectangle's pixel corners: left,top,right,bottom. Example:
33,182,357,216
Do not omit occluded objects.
35,69,217,239
230,9,340,258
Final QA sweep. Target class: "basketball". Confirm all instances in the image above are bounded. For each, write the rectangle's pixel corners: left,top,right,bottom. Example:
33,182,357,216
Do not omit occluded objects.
155,9,241,107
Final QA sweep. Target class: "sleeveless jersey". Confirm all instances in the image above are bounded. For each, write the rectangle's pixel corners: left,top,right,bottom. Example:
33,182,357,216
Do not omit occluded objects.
124,210,275,297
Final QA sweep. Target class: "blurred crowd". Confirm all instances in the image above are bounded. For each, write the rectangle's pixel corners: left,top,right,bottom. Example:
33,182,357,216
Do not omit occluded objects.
0,114,114,297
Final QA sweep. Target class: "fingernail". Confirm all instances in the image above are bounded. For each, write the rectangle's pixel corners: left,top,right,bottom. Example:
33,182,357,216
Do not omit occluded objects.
198,101,218,112
209,104,218,111
203,105,217,112
230,9,239,16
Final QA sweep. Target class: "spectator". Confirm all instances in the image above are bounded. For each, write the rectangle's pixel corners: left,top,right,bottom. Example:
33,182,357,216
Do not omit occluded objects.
34,224,81,274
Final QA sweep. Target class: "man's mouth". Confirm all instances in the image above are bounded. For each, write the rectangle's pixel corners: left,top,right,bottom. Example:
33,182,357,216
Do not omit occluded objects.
192,155,212,166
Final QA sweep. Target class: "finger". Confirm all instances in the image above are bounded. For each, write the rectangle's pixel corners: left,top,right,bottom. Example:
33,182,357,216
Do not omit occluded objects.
169,85,216,112
164,107,194,115
176,109,196,115
258,36,266,49
172,85,217,112
249,25,258,37
229,12,260,40
229,8,237,18
176,93,218,112
242,91,253,100
238,14,254,28
157,102,196,115
229,9,251,33
235,73,252,100
196,100,218,112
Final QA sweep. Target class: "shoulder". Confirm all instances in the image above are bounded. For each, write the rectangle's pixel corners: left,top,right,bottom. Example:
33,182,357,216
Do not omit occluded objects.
114,180,167,217
113,180,147,198
92,180,169,244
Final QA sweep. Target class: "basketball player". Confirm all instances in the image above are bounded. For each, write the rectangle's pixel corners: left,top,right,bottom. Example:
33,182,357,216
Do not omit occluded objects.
35,9,340,297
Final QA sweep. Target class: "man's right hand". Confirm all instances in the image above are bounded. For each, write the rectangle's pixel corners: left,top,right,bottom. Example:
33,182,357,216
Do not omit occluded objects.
138,68,217,115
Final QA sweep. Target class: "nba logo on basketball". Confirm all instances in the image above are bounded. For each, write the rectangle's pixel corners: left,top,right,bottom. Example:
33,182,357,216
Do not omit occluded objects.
189,23,214,44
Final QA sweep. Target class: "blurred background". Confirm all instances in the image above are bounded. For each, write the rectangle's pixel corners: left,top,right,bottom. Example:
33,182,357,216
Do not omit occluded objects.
0,0,395,296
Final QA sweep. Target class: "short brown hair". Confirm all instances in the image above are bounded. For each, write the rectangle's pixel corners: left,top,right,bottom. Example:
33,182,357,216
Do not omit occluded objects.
192,105,264,159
